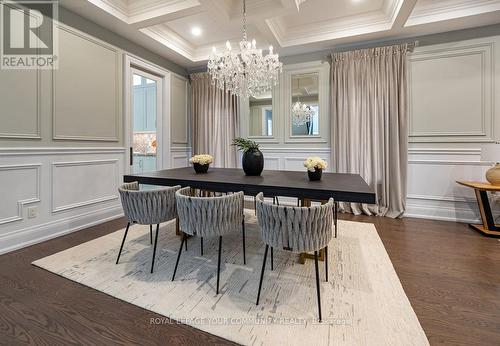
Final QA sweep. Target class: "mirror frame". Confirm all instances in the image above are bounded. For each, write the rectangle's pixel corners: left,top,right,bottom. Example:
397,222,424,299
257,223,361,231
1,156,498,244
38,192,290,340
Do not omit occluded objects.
240,84,279,143
284,61,329,144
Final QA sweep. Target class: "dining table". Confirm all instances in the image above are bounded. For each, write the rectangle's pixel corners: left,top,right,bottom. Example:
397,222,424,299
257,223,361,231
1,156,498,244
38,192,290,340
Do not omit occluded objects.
124,167,376,263
124,167,375,203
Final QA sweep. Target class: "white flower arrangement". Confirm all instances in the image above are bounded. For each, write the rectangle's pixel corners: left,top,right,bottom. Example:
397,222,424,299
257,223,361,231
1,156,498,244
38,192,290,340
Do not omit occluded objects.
304,157,327,172
189,154,213,165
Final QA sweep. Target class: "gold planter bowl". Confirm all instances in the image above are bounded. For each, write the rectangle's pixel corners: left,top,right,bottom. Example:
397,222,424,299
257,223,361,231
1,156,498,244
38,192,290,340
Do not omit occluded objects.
486,163,500,186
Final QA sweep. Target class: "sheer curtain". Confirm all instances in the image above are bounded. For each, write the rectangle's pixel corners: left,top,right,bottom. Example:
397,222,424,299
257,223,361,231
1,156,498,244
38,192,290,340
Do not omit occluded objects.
331,44,410,218
190,72,239,168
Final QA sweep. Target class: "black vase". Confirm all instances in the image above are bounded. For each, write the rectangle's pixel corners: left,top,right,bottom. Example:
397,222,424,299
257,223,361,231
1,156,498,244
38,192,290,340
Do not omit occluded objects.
242,149,264,176
193,163,209,173
308,168,322,181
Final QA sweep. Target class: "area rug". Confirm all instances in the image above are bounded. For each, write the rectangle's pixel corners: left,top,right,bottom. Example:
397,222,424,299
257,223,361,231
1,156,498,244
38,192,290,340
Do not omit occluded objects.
33,210,429,346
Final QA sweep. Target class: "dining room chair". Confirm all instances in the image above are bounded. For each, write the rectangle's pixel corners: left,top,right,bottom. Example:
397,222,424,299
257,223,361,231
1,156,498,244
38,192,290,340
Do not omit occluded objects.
255,192,334,322
116,181,180,273
172,187,246,294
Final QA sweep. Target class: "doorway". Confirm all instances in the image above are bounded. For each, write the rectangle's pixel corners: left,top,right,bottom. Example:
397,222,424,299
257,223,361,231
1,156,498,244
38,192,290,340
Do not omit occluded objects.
130,68,162,173
124,55,171,175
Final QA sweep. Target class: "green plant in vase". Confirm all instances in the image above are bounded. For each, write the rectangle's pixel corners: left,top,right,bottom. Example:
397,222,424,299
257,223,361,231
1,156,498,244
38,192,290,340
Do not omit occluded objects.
232,137,264,176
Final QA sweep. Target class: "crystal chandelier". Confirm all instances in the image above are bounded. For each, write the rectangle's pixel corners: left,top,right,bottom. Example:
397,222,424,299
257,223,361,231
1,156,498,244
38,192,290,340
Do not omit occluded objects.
207,0,282,98
291,101,314,126
291,78,313,126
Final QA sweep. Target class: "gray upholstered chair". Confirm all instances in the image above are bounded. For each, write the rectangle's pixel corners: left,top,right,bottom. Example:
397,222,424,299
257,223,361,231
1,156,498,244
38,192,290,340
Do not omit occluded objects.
173,187,246,294
117,181,180,273
255,192,334,321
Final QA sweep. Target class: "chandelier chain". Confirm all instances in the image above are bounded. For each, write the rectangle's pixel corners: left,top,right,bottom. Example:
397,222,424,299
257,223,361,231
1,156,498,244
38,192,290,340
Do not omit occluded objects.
242,0,247,41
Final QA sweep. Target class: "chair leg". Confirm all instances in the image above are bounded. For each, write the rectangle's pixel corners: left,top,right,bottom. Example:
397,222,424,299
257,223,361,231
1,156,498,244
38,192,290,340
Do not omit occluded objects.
150,224,160,273
116,222,130,264
254,196,257,215
325,246,328,282
256,244,269,305
185,235,188,251
200,237,203,256
242,219,246,265
270,247,274,271
171,233,186,281
216,236,222,294
149,224,153,244
314,251,322,322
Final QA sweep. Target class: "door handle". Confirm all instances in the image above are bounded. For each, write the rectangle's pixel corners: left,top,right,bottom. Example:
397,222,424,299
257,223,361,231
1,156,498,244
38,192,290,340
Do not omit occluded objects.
129,147,133,166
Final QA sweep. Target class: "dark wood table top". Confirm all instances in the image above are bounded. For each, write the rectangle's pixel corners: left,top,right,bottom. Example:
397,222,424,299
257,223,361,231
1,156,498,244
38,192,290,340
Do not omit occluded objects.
124,167,376,204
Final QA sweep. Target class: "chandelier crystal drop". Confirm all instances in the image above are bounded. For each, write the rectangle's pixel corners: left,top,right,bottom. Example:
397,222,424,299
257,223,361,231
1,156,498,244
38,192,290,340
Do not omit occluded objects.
291,101,314,126
207,0,282,98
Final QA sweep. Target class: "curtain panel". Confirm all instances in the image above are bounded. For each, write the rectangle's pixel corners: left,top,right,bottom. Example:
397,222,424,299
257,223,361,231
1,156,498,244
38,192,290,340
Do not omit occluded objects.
331,44,410,218
190,72,239,168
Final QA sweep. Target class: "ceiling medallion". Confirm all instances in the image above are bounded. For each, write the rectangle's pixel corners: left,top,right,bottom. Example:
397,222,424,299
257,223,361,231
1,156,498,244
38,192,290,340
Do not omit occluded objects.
207,0,282,98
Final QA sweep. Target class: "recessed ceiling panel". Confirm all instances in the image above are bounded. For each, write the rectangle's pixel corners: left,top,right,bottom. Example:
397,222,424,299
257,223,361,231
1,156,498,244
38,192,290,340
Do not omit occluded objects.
283,0,385,29
57,0,500,67
165,11,267,47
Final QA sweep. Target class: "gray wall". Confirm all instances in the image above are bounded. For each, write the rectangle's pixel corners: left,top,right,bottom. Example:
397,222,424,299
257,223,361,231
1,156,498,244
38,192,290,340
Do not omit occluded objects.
59,7,187,77
0,7,187,148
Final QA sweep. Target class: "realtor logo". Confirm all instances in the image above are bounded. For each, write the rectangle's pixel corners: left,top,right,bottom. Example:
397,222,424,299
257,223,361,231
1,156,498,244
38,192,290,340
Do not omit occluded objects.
1,0,58,69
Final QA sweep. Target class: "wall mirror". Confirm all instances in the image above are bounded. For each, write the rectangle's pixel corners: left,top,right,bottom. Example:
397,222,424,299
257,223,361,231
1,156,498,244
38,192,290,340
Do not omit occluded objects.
290,72,319,136
248,90,273,137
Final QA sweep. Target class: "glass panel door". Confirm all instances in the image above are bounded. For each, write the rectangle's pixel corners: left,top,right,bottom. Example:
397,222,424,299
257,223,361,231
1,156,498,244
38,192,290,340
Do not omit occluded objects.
131,69,161,174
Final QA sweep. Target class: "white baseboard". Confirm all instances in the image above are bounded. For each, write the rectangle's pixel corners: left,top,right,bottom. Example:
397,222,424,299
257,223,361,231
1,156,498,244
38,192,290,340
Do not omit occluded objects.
0,205,124,255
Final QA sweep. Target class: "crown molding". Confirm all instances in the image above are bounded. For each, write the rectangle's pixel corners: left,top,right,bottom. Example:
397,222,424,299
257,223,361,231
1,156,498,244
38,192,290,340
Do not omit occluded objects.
406,0,500,27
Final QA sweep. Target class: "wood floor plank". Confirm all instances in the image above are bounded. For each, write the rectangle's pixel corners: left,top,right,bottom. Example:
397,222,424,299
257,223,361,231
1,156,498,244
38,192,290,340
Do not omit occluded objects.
0,213,499,345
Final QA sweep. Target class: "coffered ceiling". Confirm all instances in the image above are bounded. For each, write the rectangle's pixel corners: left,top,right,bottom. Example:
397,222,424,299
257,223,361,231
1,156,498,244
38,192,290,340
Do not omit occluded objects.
60,0,500,68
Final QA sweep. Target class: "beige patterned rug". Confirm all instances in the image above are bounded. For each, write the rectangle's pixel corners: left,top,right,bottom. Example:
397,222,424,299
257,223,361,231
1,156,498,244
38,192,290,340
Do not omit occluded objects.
33,210,428,346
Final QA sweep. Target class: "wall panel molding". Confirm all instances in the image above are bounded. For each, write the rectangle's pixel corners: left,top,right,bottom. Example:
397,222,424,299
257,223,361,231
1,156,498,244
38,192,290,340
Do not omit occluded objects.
264,156,281,170
172,154,189,168
0,147,125,156
260,147,331,153
0,148,124,254
171,74,189,145
0,164,41,225
409,41,495,143
0,69,42,139
53,24,121,142
51,159,119,213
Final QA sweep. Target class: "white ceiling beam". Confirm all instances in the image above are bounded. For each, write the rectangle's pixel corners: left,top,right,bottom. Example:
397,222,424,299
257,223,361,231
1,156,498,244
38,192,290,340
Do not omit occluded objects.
391,0,418,29
130,6,205,29
254,17,282,48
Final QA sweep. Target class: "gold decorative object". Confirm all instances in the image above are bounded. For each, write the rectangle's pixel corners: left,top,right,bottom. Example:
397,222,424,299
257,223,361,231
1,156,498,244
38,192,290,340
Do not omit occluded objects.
481,143,500,185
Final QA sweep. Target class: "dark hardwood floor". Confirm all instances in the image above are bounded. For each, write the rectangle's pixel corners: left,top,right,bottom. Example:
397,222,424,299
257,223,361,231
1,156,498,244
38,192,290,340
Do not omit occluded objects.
1,213,499,345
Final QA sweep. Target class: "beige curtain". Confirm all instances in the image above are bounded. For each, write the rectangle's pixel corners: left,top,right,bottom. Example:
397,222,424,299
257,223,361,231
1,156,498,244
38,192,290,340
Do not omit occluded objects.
190,72,239,168
331,44,410,218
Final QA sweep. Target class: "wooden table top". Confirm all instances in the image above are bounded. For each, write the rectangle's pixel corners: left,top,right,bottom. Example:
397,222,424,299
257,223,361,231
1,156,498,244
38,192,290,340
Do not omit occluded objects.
457,181,500,191
124,167,376,204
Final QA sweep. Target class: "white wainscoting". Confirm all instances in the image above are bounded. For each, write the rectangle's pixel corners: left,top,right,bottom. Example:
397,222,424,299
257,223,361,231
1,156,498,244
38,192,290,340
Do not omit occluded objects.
0,147,126,254
241,147,331,205
0,164,41,225
259,147,331,172
406,35,500,223
171,146,191,168
405,148,498,223
259,147,498,223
